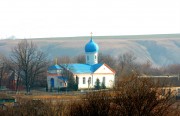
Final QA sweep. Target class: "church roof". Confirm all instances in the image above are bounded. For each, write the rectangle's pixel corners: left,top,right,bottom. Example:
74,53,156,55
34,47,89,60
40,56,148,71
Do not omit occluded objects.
85,38,99,53
48,64,62,70
61,63,103,74
57,76,68,81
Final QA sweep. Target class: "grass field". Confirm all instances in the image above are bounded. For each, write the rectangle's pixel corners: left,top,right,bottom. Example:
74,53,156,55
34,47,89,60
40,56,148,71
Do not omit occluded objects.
0,90,82,103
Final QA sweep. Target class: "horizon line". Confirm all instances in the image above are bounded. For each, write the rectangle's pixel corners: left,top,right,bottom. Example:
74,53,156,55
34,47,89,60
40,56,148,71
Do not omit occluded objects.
1,33,180,40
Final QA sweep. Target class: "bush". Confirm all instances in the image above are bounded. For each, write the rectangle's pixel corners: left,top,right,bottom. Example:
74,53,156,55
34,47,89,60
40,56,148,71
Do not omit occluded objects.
101,82,106,89
94,78,101,90
69,74,176,116
67,73,78,91
68,91,111,116
0,99,67,116
0,74,176,116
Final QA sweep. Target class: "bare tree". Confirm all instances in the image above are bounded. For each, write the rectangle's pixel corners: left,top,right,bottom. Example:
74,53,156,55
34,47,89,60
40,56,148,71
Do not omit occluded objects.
74,54,85,63
0,54,9,89
164,64,180,75
10,39,48,94
0,60,5,89
57,56,72,64
98,53,117,70
112,74,175,116
117,52,137,77
118,52,136,70
138,60,164,76
1,56,22,92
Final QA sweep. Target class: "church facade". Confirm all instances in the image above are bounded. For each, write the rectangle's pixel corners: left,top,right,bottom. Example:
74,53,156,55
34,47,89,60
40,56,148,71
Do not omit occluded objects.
47,36,115,90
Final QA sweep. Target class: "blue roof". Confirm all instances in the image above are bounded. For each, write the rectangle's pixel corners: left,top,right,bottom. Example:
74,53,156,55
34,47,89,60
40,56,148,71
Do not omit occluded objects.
57,76,68,81
85,38,99,53
48,64,62,70
61,63,103,74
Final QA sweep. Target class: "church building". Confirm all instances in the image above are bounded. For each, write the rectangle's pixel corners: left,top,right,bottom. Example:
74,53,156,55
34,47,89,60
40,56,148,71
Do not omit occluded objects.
47,35,115,90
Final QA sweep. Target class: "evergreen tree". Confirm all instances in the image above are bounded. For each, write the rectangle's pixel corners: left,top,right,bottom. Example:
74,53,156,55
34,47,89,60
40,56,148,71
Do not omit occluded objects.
94,78,101,90
101,82,106,89
67,73,78,91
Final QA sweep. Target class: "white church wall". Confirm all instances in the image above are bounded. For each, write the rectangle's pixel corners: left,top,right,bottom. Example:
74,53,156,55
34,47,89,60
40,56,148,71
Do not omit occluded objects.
86,52,98,65
94,64,114,74
92,74,115,88
74,73,115,89
47,68,115,90
74,74,93,89
47,76,64,89
47,76,52,89
54,77,59,88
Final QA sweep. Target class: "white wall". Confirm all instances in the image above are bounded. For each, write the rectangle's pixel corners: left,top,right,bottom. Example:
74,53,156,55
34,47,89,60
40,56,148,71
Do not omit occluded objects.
47,64,115,90
92,74,115,88
74,74,93,89
74,73,115,89
47,76,51,89
85,52,98,65
47,76,65,89
47,73,115,89
94,64,114,74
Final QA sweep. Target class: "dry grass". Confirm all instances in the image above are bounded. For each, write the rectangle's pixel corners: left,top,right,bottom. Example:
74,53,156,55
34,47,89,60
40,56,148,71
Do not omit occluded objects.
0,93,14,99
0,91,179,116
1,90,80,100
14,94,79,100
1,76,180,116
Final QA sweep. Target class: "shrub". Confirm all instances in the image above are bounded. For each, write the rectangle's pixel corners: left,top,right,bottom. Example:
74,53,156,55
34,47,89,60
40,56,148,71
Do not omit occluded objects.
94,78,101,90
0,74,176,116
69,74,176,116
101,82,106,89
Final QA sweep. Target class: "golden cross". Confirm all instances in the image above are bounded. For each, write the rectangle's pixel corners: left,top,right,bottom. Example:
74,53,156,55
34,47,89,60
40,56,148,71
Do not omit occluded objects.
55,58,58,65
90,32,93,38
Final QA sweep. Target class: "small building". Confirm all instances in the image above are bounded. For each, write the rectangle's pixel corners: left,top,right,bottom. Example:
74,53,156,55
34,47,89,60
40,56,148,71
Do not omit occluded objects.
140,75,180,99
47,65,67,89
7,70,24,91
47,35,115,90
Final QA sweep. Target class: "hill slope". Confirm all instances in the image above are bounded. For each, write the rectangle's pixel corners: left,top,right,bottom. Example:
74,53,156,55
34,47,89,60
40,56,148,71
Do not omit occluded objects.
0,34,180,66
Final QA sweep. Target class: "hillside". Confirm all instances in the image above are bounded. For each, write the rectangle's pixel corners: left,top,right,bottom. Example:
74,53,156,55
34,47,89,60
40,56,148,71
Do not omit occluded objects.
0,34,180,66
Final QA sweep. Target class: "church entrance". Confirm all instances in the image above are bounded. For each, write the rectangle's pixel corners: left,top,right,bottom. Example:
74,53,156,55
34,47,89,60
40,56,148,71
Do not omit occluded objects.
50,78,54,88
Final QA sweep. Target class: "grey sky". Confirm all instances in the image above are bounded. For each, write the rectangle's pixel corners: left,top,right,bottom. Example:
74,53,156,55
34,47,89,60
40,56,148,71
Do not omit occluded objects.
0,0,180,39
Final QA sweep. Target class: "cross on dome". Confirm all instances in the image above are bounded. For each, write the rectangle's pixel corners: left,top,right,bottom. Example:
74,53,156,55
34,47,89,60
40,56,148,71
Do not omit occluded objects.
85,32,99,53
90,32,93,39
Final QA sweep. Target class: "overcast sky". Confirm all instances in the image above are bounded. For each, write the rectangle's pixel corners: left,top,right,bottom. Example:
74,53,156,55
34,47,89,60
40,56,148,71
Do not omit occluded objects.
0,0,179,39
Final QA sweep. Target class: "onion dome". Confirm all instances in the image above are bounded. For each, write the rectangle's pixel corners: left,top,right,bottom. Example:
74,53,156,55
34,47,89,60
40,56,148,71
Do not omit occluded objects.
85,38,99,52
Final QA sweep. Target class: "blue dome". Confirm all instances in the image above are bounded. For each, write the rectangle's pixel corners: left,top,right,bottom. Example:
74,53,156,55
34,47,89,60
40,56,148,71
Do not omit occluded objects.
85,38,99,52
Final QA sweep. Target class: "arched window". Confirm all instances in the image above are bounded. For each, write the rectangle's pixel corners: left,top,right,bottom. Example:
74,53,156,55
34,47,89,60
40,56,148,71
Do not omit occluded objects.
83,77,86,84
103,77,105,84
50,78,54,88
